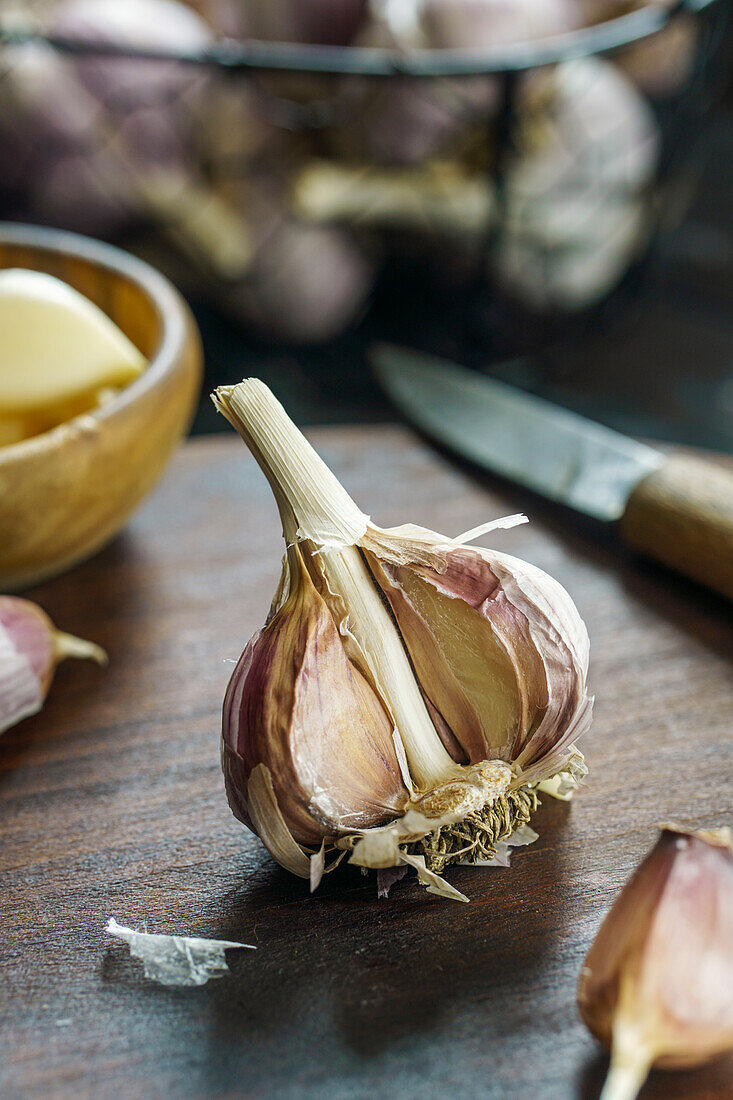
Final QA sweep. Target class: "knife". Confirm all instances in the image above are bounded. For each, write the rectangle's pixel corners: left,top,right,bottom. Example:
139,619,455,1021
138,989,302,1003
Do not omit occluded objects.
372,345,733,601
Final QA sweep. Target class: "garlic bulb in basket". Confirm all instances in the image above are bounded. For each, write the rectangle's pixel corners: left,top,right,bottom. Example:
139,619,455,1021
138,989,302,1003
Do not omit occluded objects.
494,57,660,311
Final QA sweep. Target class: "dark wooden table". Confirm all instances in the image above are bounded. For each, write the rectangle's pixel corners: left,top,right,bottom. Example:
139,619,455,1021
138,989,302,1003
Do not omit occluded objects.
1,429,732,1100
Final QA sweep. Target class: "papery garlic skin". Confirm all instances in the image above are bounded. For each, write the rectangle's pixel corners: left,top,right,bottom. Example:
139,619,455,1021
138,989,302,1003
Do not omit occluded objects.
0,596,107,735
222,544,409,857
578,826,733,1100
106,917,255,987
214,379,592,899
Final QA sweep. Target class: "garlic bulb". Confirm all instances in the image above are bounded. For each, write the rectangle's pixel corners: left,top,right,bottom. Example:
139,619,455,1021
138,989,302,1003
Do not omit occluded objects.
0,0,211,237
577,1,697,98
578,825,733,1100
235,0,368,45
494,57,660,311
0,597,107,735
220,218,377,345
336,0,575,167
214,379,591,899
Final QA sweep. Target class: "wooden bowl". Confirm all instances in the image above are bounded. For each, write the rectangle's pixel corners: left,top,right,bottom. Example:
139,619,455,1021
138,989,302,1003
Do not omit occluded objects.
0,223,203,591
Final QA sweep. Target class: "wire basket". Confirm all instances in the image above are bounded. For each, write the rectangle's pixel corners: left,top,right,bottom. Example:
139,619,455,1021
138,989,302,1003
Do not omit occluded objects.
0,0,729,352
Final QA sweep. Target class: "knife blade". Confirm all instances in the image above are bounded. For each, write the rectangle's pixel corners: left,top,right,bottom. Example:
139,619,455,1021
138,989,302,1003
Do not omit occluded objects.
372,344,733,600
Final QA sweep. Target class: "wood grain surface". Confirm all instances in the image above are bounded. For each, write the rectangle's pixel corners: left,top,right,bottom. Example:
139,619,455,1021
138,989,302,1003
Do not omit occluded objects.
1,429,731,1100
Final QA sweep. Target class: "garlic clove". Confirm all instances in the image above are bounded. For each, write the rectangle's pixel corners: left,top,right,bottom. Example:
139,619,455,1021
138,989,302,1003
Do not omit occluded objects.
367,549,537,765
364,538,592,788
0,268,145,416
222,545,410,852
0,413,35,447
578,825,733,1100
0,596,107,735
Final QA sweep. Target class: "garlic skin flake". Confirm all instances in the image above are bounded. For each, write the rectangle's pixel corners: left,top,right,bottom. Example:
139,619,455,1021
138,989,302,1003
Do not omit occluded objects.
578,826,733,1100
106,918,255,987
214,379,592,899
0,596,107,735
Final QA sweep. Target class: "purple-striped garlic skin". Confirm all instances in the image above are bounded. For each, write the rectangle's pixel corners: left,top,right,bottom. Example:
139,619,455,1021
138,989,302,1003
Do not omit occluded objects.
222,546,409,855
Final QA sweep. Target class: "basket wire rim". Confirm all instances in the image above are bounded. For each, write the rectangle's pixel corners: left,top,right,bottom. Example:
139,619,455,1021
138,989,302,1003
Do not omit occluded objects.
0,0,720,78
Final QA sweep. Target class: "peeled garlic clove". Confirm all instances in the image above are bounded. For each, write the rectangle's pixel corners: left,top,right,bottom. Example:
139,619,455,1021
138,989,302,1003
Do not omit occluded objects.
0,414,34,448
0,596,107,735
222,545,409,861
0,269,145,417
578,825,733,1100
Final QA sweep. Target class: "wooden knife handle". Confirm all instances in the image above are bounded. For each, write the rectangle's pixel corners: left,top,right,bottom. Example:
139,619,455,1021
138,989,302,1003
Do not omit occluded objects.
619,453,733,600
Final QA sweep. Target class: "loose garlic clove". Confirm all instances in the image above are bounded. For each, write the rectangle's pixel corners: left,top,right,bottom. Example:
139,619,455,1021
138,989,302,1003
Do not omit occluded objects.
0,596,107,735
222,543,410,867
214,379,592,898
578,826,733,1100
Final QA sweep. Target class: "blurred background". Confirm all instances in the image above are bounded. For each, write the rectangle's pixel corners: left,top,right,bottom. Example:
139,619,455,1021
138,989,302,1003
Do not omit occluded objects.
1,0,732,446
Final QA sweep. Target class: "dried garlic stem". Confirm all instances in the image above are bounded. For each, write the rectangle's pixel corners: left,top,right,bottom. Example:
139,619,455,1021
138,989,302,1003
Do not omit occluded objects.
213,381,455,791
320,547,455,789
213,381,365,548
